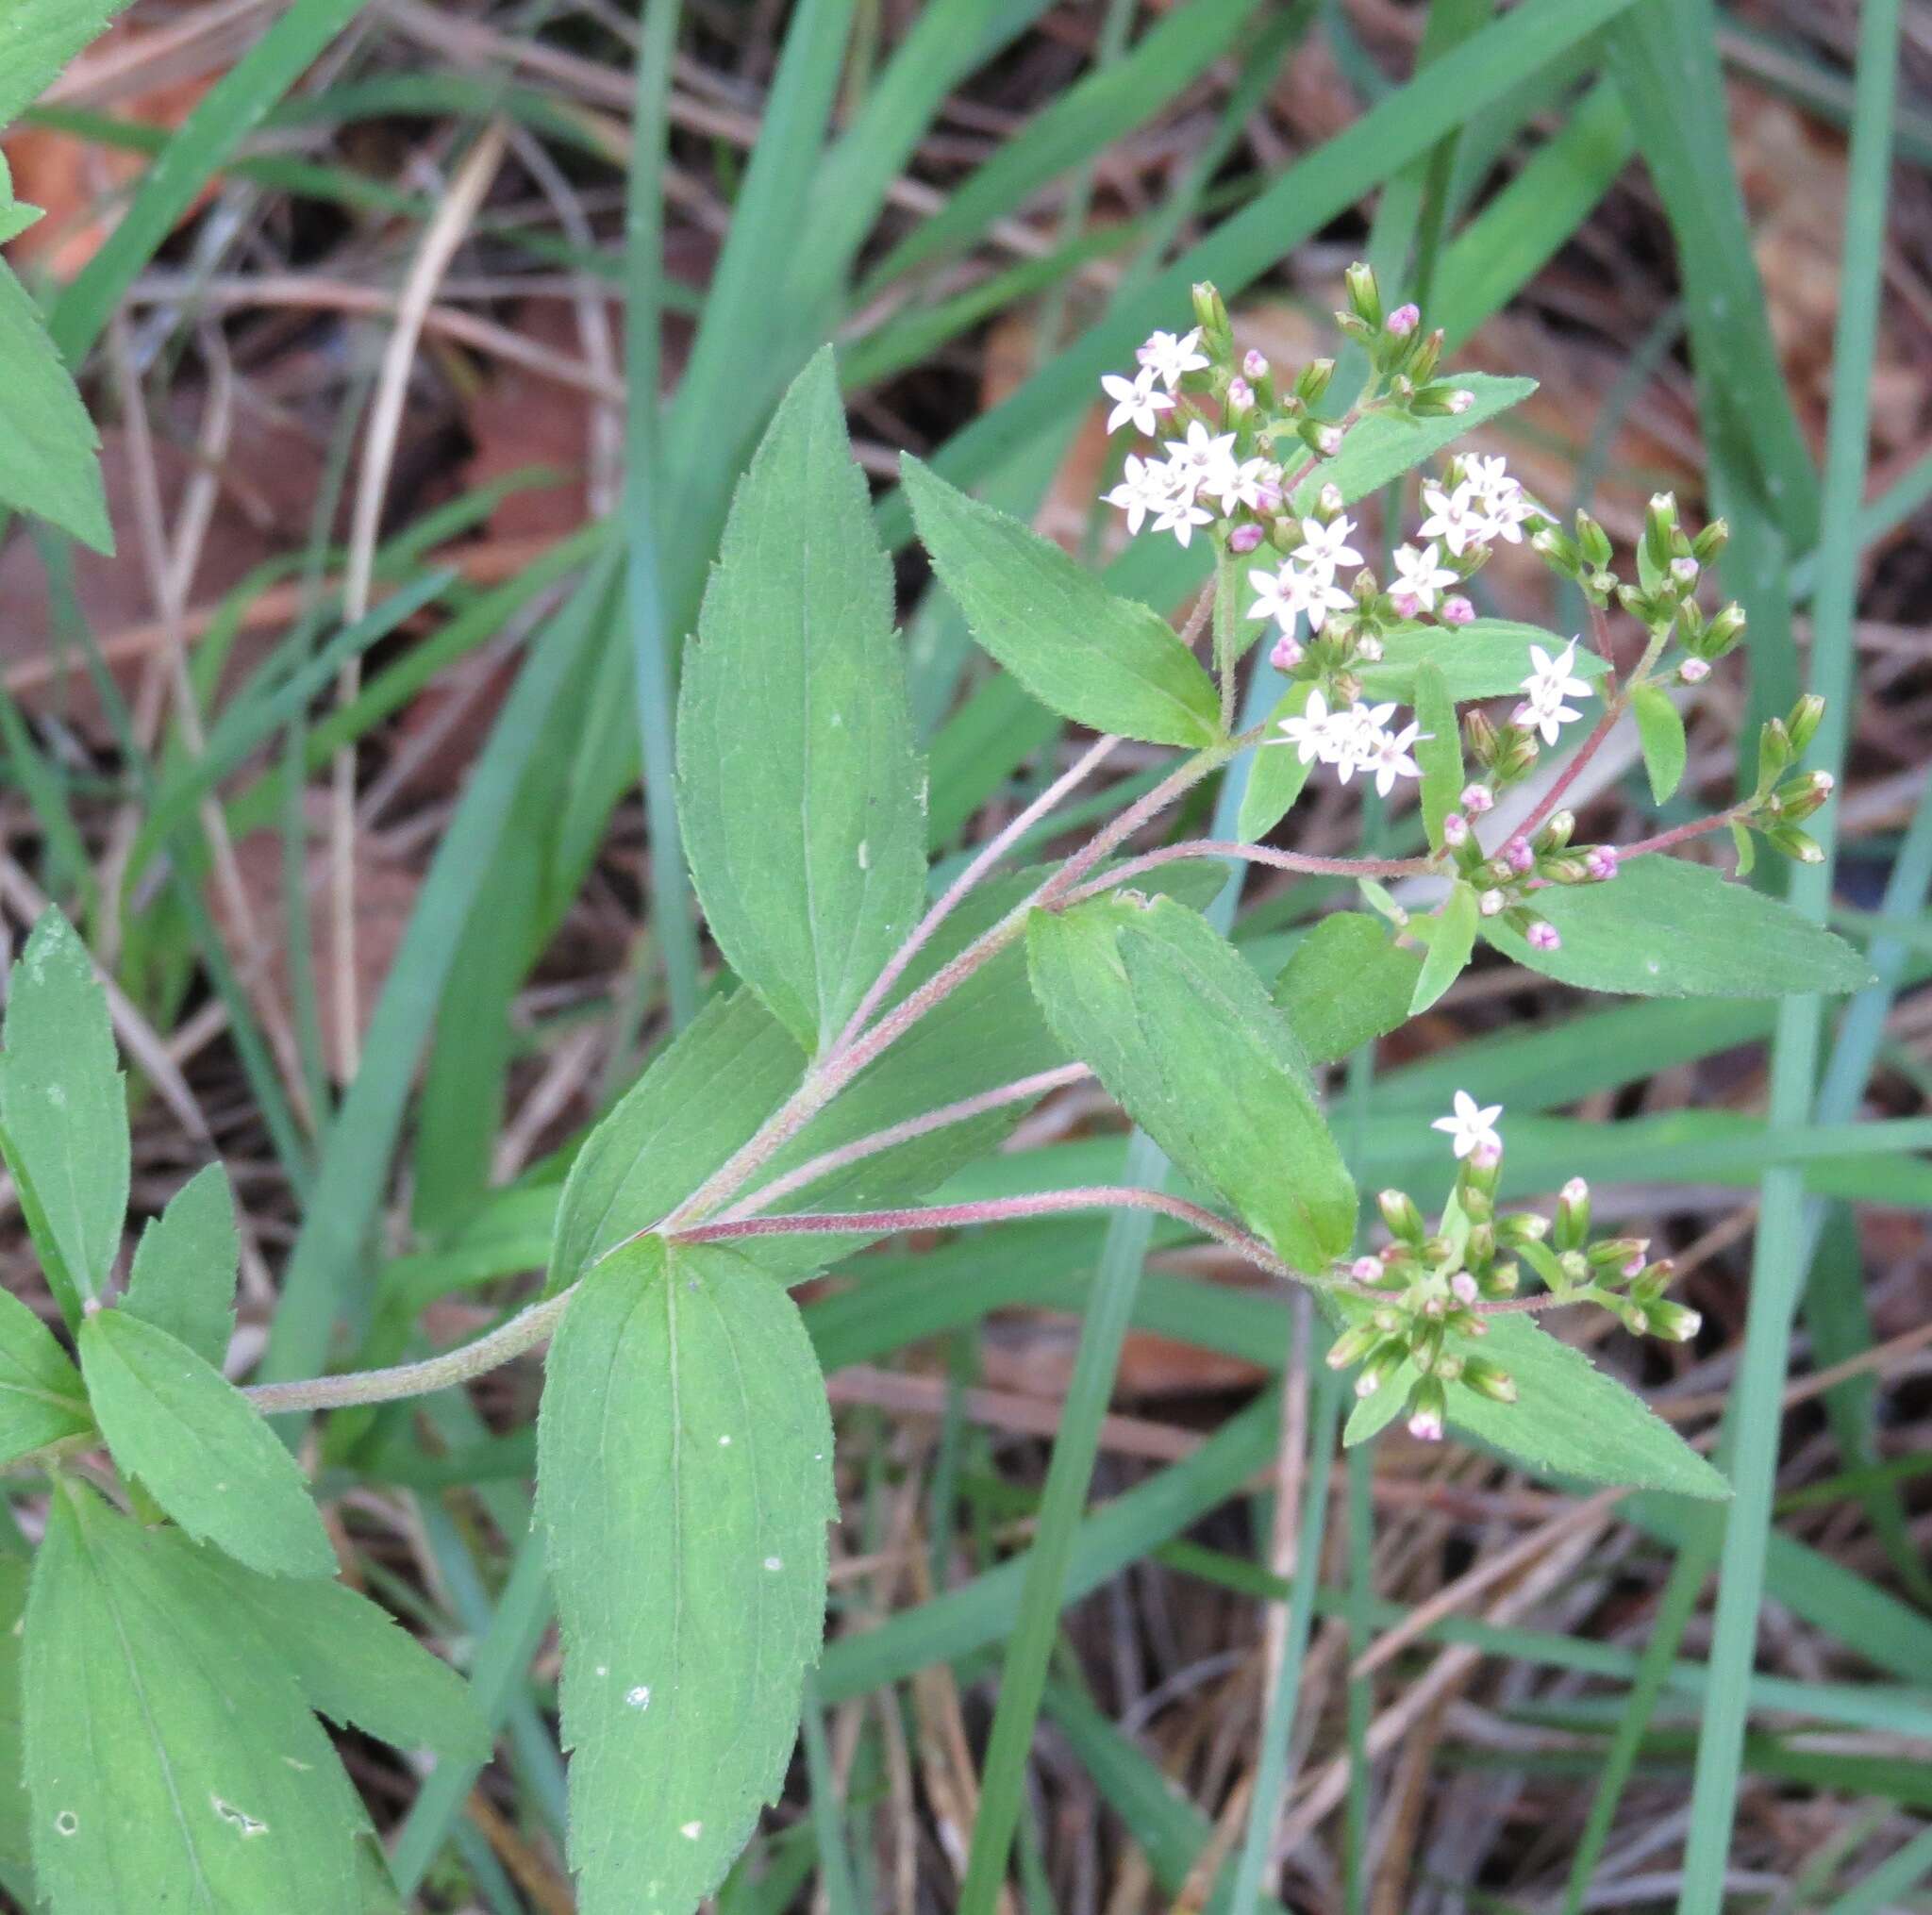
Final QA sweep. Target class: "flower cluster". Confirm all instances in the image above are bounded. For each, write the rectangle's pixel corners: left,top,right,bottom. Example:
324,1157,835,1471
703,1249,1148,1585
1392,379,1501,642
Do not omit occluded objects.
1277,691,1425,798
1326,1095,1701,1442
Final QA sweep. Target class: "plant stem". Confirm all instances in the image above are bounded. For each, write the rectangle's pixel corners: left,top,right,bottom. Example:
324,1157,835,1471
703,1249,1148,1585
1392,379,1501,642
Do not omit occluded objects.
1213,548,1241,735
246,1288,577,1414
717,1062,1092,1222
675,1187,1295,1277
1618,806,1746,862
834,731,1121,1051
1065,838,1434,902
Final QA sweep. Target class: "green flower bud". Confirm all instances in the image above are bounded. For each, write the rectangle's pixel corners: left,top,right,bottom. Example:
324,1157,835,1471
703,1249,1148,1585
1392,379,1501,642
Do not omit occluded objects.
1358,1337,1410,1395
1411,383,1475,418
1479,1261,1520,1299
1764,823,1824,864
1343,260,1382,328
1645,1299,1703,1343
1785,693,1825,754
1325,1321,1383,1371
1496,1211,1548,1247
1460,1356,1517,1404
1774,769,1834,823
1702,601,1747,657
1587,1236,1649,1276
1296,358,1336,406
1191,279,1231,342
1757,717,1793,789
1378,1188,1426,1246
1690,516,1730,563
1554,1176,1591,1251
1405,1374,1448,1440
1534,811,1575,855
1575,511,1614,570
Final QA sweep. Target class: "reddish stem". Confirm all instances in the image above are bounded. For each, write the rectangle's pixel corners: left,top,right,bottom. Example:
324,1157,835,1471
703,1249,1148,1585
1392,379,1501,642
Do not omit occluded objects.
1618,807,1746,862
1066,838,1434,903
1514,700,1620,844
673,1185,1295,1277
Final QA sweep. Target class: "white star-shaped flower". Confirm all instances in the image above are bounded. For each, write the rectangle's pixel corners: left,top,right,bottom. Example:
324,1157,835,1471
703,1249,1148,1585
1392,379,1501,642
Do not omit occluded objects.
1101,366,1174,436
1519,640,1591,744
1431,1090,1504,1161
1135,326,1210,391
1391,541,1457,613
1291,513,1363,581
1102,454,1175,535
1368,720,1427,797
1416,479,1485,558
1150,490,1212,546
1276,689,1337,764
1205,455,1281,516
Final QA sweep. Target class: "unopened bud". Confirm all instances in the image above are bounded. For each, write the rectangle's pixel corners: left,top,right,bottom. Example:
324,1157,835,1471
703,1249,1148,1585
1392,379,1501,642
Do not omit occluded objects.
1450,1269,1479,1307
1460,1356,1517,1404
1441,594,1474,625
1191,279,1230,341
1757,717,1793,787
1690,517,1730,563
1496,1211,1548,1247
1774,769,1834,823
1669,556,1700,589
1584,844,1620,881
1343,260,1382,328
1535,810,1575,854
1242,347,1269,381
1441,811,1470,847
1459,781,1495,816
1228,521,1264,555
1478,888,1507,918
1589,1236,1649,1274
1225,375,1254,415
1505,835,1535,874
1326,1322,1382,1371
1575,512,1614,569
1385,302,1421,338
1269,633,1305,671
1361,1337,1410,1393
1555,1178,1591,1250
1702,602,1747,656
1378,1188,1426,1245
1406,1375,1447,1441
1525,919,1561,953
1786,693,1825,754
1765,823,1824,864
1678,656,1711,686
1645,1299,1703,1344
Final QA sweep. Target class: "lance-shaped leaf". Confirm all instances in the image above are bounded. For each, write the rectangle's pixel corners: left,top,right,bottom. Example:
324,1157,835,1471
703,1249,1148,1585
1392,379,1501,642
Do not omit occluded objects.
1274,912,1423,1067
903,455,1223,748
1289,374,1537,512
539,1238,834,1915
24,1486,363,1915
79,1309,335,1579
1027,893,1355,1271
193,1550,488,1765
1411,660,1463,850
1339,1309,1727,1500
0,908,127,1321
678,346,926,1053
1409,880,1479,1014
1630,680,1687,804
1484,854,1874,998
0,263,112,553
0,0,134,129
1237,680,1316,842
122,1162,239,1371
1359,619,1607,705
0,1286,89,1467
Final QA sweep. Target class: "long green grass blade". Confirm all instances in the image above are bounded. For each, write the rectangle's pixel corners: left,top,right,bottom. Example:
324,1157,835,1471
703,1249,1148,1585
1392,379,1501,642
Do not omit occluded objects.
1675,4,1901,1901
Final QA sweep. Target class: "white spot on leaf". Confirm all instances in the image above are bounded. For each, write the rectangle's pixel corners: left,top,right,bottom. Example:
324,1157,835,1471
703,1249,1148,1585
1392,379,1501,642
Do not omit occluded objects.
718,1435,731,1447
211,1796,268,1838
53,1811,77,1837
763,1556,782,1572
626,1685,652,1710
858,840,870,871
680,1821,703,1840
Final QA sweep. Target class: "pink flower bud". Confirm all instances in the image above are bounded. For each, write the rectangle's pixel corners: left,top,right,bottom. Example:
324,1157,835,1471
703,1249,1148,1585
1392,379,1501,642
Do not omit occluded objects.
1450,1271,1478,1306
1670,556,1700,585
1226,376,1254,414
1561,1177,1589,1206
1473,1139,1502,1170
1679,656,1711,684
1391,590,1421,621
1242,348,1269,380
1813,770,1835,794
1441,595,1475,625
1351,1256,1382,1283
1355,635,1383,662
1460,783,1494,815
1447,389,1474,414
1505,836,1535,874
1316,425,1343,457
1355,1373,1380,1400
1386,302,1421,337
1525,920,1561,952
1442,812,1469,847
1585,845,1620,881
1478,889,1507,917
1269,634,1304,671
1407,1407,1444,1441
1318,483,1343,516
1228,522,1264,554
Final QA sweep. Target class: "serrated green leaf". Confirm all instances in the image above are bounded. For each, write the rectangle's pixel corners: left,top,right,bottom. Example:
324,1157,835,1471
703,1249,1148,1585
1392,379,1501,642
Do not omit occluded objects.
677,347,926,1052
123,1163,239,1372
1338,1312,1727,1499
1484,855,1874,998
1237,682,1315,842
0,1285,89,1466
0,262,110,551
902,455,1223,747
192,1550,488,1765
24,1486,362,1915
538,1238,834,1915
1412,660,1462,849
1629,680,1687,804
0,0,133,132
1027,893,1355,1271
0,908,127,1318
0,196,40,246
1359,619,1607,705
79,1310,334,1578
1289,374,1538,512
1409,881,1479,1014
1274,913,1424,1067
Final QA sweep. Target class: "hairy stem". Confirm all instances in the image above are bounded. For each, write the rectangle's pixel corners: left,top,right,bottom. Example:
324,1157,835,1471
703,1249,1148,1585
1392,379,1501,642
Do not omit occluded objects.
1063,837,1434,903
675,1186,1295,1278
245,1288,576,1414
1619,806,1747,862
834,731,1122,1051
717,1062,1092,1222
